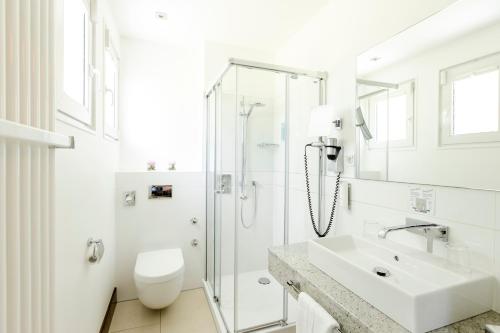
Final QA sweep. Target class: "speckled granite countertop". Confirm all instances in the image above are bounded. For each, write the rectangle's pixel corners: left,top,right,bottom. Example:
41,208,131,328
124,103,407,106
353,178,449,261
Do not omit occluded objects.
268,242,500,333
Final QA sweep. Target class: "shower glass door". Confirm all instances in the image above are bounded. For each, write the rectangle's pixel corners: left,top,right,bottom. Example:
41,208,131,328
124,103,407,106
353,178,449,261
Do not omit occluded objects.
206,82,216,293
213,66,238,330
206,60,325,333
235,66,289,331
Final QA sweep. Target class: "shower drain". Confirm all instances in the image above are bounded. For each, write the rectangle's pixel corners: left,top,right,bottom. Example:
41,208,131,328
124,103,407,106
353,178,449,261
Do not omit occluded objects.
258,277,271,285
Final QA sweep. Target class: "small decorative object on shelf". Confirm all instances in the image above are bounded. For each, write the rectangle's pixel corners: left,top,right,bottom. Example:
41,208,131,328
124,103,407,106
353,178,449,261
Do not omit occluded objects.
147,161,156,171
168,161,176,170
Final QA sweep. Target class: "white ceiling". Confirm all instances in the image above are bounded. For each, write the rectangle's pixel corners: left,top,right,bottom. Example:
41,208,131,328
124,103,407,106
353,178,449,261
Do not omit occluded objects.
108,0,330,50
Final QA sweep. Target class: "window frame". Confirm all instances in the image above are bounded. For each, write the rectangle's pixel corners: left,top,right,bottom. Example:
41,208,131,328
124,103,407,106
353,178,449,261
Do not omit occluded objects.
56,0,95,127
359,79,415,150
103,26,119,140
439,51,500,146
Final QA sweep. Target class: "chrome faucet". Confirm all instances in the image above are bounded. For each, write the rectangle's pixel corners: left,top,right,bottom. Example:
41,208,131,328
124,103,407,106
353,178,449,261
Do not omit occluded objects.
378,218,449,253
378,222,438,239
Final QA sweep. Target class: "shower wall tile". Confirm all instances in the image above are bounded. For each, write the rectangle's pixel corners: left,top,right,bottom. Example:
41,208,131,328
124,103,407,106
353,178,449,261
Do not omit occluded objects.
237,177,276,273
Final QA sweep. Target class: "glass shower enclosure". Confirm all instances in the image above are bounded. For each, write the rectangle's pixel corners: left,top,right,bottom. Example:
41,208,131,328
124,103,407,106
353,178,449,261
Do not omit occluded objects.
205,59,326,332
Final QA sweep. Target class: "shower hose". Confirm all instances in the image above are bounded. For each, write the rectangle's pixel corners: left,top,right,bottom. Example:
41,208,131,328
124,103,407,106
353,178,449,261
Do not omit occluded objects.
240,181,257,229
304,143,341,237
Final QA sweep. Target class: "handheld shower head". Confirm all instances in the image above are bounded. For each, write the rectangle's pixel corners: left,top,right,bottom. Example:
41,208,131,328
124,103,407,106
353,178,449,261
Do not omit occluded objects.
355,107,373,141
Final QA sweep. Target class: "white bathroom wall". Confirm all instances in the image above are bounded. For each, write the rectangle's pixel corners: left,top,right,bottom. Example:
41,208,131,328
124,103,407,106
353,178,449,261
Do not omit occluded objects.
115,172,205,302
116,37,278,297
53,1,121,332
274,0,500,312
118,37,205,172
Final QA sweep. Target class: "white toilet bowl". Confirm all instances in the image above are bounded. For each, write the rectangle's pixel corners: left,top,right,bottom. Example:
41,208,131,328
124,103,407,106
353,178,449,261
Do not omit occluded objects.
134,248,184,309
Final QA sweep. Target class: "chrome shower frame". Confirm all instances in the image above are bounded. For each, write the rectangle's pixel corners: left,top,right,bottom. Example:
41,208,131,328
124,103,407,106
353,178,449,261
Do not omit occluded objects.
205,58,327,333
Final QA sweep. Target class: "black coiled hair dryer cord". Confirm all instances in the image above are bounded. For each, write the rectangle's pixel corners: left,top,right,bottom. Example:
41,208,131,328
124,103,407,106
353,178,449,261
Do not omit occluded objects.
304,144,341,238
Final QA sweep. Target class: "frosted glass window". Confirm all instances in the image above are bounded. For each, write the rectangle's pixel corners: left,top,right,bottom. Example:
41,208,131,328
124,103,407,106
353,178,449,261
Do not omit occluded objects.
452,70,499,135
104,48,119,138
63,0,88,106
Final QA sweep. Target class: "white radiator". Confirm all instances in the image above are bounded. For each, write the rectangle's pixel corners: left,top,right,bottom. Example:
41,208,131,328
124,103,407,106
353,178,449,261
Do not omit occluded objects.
0,0,72,332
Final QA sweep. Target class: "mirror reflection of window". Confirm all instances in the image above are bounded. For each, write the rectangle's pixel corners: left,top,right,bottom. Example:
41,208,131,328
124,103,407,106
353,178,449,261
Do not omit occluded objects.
375,94,408,141
360,80,415,148
356,0,500,190
440,52,500,145
452,69,499,135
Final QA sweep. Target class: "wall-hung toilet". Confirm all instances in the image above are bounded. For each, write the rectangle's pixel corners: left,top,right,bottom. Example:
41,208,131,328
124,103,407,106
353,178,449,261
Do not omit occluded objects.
134,248,184,309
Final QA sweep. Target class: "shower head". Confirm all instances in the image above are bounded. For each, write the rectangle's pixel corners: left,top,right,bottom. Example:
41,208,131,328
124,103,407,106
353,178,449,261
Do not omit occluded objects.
355,107,373,141
241,102,265,117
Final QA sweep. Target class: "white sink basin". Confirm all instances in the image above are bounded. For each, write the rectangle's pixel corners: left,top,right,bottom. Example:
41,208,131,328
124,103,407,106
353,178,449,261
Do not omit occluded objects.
308,235,494,333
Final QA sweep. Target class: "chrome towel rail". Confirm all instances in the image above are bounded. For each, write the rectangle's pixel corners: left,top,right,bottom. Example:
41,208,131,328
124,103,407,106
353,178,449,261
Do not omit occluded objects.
286,280,301,294
286,279,343,333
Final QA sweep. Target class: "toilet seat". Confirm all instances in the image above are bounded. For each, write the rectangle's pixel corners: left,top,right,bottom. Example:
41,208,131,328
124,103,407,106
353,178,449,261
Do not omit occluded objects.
134,248,184,284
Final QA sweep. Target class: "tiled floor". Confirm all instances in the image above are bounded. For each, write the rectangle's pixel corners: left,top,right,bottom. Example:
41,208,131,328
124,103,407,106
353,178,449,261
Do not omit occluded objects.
109,288,218,333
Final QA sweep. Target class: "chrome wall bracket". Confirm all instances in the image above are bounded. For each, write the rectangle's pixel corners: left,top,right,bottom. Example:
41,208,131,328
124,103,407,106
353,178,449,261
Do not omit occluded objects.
216,174,232,194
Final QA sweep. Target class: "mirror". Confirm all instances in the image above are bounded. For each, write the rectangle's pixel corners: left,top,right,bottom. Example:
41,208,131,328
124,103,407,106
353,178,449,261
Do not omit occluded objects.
356,0,500,191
